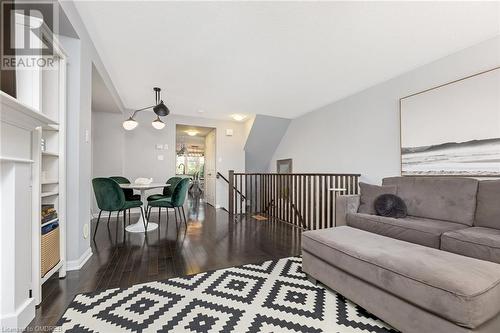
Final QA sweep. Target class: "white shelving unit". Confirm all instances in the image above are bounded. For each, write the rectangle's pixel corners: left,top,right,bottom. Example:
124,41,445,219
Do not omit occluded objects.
14,17,68,305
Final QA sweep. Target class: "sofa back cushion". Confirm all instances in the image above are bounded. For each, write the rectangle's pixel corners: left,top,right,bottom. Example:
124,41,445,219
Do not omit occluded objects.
382,177,478,225
475,180,500,229
358,182,397,215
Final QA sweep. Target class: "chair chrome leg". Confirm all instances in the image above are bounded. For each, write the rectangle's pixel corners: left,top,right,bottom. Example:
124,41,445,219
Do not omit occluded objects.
123,209,127,234
181,206,187,228
140,206,147,230
128,209,131,224
166,208,169,234
158,207,161,234
115,211,120,233
93,210,103,241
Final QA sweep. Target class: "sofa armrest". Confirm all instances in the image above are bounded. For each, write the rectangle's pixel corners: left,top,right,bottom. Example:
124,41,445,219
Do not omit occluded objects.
336,195,360,226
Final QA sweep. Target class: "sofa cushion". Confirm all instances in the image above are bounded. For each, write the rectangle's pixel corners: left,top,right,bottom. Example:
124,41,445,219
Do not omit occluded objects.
302,226,500,329
475,180,500,230
347,212,467,248
358,182,397,215
383,176,478,226
441,227,500,264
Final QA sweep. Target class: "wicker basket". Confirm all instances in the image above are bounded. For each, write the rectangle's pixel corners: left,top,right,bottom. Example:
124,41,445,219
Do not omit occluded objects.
41,226,60,277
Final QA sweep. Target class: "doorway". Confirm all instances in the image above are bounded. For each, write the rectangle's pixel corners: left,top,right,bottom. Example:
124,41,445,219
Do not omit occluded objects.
175,125,216,206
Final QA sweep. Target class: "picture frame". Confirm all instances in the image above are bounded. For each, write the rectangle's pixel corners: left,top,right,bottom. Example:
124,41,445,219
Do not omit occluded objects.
400,67,500,177
277,158,293,174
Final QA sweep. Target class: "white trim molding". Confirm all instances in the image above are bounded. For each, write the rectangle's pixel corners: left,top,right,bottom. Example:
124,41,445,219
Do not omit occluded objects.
66,247,93,271
0,298,35,331
0,91,58,130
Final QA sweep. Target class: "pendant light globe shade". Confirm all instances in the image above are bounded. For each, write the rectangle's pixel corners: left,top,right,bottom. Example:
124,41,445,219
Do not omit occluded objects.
153,101,170,117
152,116,165,130
123,117,138,130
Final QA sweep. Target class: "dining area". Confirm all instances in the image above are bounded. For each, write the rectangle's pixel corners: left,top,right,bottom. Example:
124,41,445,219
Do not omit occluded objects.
91,176,191,240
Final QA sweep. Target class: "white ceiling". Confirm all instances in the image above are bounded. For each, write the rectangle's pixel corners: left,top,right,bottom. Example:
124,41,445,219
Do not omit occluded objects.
176,124,214,138
75,1,500,120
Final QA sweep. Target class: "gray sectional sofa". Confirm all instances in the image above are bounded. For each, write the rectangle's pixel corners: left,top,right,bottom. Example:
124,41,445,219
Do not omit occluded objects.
303,177,500,333
340,177,500,263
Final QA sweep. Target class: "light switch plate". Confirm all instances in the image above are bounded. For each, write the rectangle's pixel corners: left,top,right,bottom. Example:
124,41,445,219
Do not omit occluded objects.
163,144,168,150
225,129,234,136
156,144,163,150
157,155,164,161
83,223,89,239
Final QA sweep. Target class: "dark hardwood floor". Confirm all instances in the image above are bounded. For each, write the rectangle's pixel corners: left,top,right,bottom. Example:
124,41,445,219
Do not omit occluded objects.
28,196,302,330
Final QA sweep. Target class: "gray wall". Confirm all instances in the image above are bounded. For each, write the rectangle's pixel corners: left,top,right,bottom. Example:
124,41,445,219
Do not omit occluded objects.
91,111,124,212
271,36,500,184
91,112,247,210
245,115,290,172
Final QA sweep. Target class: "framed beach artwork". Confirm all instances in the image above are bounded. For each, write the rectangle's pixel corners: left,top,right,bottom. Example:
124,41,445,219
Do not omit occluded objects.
400,67,500,176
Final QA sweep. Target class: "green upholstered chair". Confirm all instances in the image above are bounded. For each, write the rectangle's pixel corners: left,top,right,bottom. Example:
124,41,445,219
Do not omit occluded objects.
110,176,141,225
92,178,145,240
148,178,190,231
110,176,141,201
147,176,182,203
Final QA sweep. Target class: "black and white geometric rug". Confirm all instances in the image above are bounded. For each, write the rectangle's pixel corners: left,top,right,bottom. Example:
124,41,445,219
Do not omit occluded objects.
56,257,397,332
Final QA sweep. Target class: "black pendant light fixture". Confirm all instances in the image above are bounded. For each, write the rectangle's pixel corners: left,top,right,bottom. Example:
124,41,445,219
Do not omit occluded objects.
123,87,170,130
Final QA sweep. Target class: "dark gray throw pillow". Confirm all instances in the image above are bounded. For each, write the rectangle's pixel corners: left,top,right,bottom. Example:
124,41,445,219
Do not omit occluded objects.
374,194,408,218
358,182,397,215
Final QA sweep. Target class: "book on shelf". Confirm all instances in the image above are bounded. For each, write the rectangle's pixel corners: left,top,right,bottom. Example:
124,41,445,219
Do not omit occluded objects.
41,204,58,223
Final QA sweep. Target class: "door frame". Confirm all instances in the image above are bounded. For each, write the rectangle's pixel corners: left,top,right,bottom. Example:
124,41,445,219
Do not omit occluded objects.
204,128,217,207
174,124,217,205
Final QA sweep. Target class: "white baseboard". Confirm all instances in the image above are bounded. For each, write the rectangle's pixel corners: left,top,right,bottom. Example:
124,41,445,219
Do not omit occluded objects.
66,247,93,271
0,297,35,331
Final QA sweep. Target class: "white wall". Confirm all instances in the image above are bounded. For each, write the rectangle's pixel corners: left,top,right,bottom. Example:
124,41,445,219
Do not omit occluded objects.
271,36,500,184
91,113,124,175
91,112,124,212
91,112,246,210
59,35,94,264
59,2,125,266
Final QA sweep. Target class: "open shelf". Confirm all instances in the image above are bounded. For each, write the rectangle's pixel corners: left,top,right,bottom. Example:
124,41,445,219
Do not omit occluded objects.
0,155,34,163
42,124,59,131
41,179,58,185
41,191,58,198
40,260,62,284
27,24,67,307
42,151,59,157
41,218,58,227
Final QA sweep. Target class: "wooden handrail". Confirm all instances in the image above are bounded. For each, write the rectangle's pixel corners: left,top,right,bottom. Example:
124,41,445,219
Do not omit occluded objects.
217,171,246,200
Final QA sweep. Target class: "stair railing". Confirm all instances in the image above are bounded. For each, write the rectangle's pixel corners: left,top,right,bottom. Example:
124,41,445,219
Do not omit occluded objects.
227,171,361,230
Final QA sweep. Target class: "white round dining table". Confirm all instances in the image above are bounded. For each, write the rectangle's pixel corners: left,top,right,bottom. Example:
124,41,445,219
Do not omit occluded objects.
119,182,170,233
